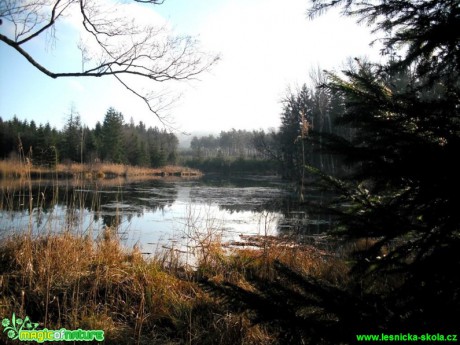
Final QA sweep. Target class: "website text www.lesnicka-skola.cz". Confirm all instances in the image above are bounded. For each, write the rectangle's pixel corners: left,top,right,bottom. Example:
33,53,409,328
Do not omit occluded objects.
356,333,458,342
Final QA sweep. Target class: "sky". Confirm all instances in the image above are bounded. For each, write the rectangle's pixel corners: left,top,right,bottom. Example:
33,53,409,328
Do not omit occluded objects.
0,0,381,134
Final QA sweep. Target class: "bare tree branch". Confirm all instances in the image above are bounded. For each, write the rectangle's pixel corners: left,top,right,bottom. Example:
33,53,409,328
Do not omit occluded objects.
112,72,178,128
16,0,72,45
133,0,164,4
0,0,219,124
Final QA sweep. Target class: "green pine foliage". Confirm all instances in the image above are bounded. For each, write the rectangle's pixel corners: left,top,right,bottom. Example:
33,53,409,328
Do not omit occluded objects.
0,108,179,168
101,108,126,164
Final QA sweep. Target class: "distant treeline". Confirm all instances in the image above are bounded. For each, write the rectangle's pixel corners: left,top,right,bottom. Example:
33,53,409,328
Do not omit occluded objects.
185,156,278,175
182,130,279,174
0,107,178,167
183,76,354,179
187,130,266,159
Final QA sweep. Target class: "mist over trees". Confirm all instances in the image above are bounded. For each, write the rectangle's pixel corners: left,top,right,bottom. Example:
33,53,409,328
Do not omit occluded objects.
189,130,263,159
0,107,179,167
184,129,278,173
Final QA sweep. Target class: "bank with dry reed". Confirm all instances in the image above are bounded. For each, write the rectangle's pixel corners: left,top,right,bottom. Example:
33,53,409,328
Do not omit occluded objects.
0,160,202,180
0,230,352,344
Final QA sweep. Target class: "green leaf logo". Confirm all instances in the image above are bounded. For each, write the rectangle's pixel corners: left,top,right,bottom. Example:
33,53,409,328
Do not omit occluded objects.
1,313,39,340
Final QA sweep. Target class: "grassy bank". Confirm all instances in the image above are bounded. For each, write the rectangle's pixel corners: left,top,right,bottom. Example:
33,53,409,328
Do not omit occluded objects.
0,231,352,344
2,229,458,344
0,160,202,180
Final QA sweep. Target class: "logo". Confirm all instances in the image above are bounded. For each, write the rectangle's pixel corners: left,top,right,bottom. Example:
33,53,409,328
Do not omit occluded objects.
2,313,39,341
2,313,104,343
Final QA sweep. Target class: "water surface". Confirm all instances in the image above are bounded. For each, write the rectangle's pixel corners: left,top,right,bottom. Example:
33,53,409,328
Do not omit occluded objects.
0,175,332,253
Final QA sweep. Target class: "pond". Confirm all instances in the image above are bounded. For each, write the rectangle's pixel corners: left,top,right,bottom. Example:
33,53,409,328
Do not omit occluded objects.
0,174,333,254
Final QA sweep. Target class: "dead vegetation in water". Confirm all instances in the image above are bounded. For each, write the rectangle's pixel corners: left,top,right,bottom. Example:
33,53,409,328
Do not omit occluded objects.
55,163,202,179
0,159,202,180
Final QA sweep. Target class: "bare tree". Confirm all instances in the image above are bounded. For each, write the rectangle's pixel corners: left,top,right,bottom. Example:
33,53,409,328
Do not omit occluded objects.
0,0,219,124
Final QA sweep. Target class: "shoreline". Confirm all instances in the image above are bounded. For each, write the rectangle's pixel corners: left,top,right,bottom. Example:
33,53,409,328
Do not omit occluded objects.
0,161,202,180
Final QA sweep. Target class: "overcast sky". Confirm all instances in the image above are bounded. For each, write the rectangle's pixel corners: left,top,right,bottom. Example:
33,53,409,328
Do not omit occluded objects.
0,0,381,133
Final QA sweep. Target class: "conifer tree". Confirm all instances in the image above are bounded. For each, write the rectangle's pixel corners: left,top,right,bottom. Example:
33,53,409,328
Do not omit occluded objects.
101,108,125,164
307,0,460,328
62,106,83,162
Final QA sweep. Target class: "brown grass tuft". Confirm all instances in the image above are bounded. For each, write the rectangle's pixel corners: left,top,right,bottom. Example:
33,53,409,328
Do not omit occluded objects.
0,158,202,181
0,231,197,343
197,235,350,286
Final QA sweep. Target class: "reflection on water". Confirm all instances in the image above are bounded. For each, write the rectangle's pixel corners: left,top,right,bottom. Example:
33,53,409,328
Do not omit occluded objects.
0,175,333,251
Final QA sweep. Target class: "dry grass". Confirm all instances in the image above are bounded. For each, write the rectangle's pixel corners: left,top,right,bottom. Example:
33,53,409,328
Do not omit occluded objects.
0,159,202,180
0,227,353,344
0,159,46,179
57,163,202,179
0,230,198,344
196,235,350,286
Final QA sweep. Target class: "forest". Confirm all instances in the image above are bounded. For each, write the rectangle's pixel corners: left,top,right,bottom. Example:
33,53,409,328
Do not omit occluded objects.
0,107,179,168
0,113,285,174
